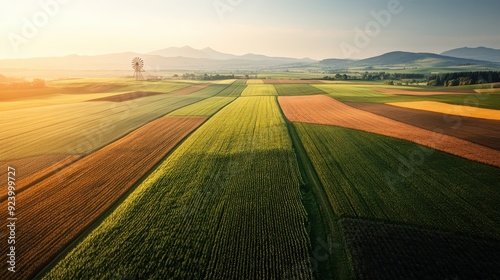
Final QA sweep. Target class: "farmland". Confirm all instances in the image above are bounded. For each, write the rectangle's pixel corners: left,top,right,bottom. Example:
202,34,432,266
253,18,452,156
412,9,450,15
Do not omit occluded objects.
274,84,327,96
293,123,500,239
241,84,278,96
0,116,206,280
44,96,314,279
0,81,221,160
313,84,500,110
215,79,247,96
348,102,500,150
1,78,499,279
278,95,500,167
388,101,500,120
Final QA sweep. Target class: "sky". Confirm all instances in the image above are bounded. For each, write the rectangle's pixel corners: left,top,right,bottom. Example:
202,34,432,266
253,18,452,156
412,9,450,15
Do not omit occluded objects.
1,0,500,60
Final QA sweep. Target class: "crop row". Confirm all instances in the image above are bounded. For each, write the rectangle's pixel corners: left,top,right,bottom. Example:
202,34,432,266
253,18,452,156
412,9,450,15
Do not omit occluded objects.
45,97,314,280
278,95,500,167
169,97,236,116
274,84,327,96
241,84,278,96
339,218,500,279
0,89,214,160
313,84,500,110
0,117,206,280
294,123,500,240
215,79,248,96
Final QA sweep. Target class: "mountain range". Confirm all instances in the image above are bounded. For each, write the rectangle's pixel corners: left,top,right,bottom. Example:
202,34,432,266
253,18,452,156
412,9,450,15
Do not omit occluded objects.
441,47,500,63
0,46,499,72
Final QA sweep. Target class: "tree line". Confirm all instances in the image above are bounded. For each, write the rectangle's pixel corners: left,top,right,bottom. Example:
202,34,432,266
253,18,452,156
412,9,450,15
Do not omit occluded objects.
427,71,500,86
0,78,45,90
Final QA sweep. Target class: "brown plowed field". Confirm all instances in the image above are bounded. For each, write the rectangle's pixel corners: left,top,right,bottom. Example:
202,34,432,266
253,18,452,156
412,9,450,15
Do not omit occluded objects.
0,116,206,280
263,79,324,84
348,102,500,151
0,155,81,200
278,95,500,167
373,87,473,95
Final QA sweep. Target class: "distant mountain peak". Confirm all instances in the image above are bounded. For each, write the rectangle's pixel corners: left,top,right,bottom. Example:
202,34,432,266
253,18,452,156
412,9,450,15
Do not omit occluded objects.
441,46,500,63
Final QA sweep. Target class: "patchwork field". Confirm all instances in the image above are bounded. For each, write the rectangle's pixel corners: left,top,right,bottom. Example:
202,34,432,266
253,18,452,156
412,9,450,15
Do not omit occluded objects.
246,79,264,84
263,79,324,84
0,116,205,280
373,87,471,96
2,78,499,280
388,101,500,120
274,84,327,96
349,102,500,150
215,79,247,96
279,95,500,167
313,84,500,110
241,84,278,96
0,88,216,160
45,97,314,279
294,123,500,277
0,155,81,200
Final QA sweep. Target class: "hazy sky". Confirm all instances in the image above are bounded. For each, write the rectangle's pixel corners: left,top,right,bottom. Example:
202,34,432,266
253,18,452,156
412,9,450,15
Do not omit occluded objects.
1,0,500,59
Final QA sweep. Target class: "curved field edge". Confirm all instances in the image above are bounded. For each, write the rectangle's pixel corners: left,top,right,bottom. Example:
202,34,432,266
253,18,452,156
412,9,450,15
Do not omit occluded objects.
0,117,206,280
278,95,500,167
294,123,500,241
44,97,314,280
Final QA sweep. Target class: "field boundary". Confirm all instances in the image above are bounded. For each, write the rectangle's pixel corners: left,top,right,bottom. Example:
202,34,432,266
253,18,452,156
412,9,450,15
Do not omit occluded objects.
35,117,209,279
277,98,353,280
0,155,82,202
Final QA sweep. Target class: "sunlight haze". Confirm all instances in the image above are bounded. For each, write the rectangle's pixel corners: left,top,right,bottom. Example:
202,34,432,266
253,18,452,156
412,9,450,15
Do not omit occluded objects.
1,0,500,59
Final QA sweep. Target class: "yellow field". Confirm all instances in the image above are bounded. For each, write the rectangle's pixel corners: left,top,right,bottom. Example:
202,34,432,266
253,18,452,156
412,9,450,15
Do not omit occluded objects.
388,101,500,120
241,85,277,96
246,79,264,84
474,88,500,94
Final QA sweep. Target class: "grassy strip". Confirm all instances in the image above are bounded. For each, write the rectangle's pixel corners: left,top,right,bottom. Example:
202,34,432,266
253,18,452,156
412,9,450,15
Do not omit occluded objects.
284,119,354,280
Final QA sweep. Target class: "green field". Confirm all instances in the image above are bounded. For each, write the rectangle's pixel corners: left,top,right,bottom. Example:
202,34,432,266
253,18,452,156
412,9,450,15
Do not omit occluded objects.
274,84,327,96
2,77,498,280
294,123,500,240
314,84,500,110
169,96,236,116
45,96,314,279
215,79,247,97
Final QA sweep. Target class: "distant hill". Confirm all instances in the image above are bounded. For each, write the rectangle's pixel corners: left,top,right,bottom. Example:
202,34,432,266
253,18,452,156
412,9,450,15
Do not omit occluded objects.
352,51,496,67
320,51,500,69
0,50,316,71
148,46,316,63
441,47,500,63
0,47,317,71
2,47,499,72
